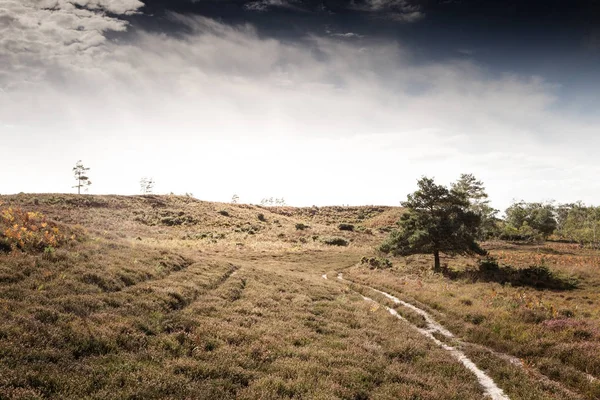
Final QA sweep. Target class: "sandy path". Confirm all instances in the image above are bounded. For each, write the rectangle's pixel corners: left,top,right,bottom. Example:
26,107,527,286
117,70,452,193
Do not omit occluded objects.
324,273,511,400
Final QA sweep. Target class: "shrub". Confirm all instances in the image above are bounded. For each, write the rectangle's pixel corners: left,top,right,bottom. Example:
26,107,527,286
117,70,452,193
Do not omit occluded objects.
135,210,199,226
0,206,78,253
360,256,392,269
478,257,500,273
465,313,485,325
218,210,230,217
460,298,473,306
239,224,260,235
338,223,355,231
42,246,56,261
257,213,266,222
476,258,577,290
295,223,309,230
515,265,559,287
559,309,575,318
321,237,349,246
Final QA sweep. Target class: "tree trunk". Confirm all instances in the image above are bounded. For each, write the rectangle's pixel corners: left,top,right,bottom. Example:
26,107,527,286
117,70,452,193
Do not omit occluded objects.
433,250,441,272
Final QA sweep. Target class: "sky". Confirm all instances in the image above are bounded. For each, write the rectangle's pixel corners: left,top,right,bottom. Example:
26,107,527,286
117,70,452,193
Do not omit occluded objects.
1,0,599,210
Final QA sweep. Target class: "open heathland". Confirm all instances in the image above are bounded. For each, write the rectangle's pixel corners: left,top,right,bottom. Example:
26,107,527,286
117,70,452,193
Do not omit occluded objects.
0,194,598,399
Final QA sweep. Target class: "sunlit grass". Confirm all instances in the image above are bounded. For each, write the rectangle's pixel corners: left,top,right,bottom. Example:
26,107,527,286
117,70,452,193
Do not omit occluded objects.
0,194,598,399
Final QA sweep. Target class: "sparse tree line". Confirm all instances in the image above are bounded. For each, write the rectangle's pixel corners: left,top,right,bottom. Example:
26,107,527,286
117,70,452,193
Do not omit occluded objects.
73,161,157,195
71,161,597,249
71,162,272,205
440,173,600,246
492,200,600,247
260,197,286,207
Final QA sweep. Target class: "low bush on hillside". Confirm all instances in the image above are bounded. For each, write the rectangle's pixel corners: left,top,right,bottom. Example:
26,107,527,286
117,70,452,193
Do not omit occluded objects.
440,257,578,290
474,258,578,290
0,206,80,253
478,257,501,273
295,223,309,230
360,256,392,269
181,232,226,241
321,237,349,246
235,224,261,235
134,210,199,226
338,223,355,231
257,213,266,222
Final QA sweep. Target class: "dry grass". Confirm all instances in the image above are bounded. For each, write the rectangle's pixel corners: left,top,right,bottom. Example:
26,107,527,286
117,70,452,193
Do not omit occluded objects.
0,194,475,399
344,241,600,399
1,194,598,399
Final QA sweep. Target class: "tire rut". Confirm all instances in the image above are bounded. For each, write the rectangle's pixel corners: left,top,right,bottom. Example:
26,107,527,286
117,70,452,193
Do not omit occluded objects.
325,273,510,400
115,261,239,314
325,272,585,400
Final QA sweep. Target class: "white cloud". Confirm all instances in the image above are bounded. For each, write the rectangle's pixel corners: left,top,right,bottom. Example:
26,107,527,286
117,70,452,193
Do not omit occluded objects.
350,0,424,22
0,0,143,90
244,0,303,12
328,31,365,38
241,0,423,21
1,14,598,209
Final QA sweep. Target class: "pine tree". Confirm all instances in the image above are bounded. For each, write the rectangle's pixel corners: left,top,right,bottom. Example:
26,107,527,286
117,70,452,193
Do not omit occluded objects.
140,177,155,194
72,161,92,194
381,176,486,271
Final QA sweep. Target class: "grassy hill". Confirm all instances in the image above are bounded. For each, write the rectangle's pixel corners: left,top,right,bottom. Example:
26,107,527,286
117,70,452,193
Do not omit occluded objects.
0,194,598,399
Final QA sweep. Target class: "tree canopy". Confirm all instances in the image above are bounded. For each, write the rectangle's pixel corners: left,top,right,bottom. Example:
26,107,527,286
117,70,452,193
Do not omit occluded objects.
556,202,600,247
501,201,557,240
380,176,486,271
451,173,499,239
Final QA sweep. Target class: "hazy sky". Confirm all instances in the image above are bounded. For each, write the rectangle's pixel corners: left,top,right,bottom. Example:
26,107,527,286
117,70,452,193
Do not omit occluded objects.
1,0,599,210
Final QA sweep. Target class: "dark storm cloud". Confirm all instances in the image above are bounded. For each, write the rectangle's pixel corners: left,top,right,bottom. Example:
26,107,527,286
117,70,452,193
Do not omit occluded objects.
136,0,600,23
133,0,426,30
131,0,600,68
3,0,599,103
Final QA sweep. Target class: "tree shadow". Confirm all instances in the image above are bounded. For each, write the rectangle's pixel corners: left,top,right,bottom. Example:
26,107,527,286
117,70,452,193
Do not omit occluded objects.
442,260,578,291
